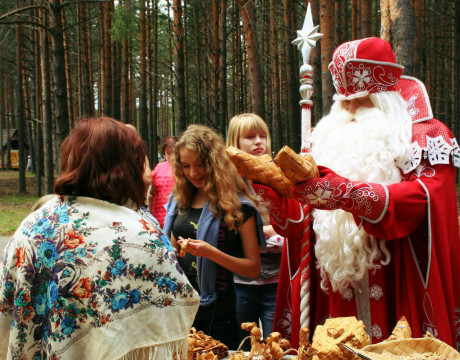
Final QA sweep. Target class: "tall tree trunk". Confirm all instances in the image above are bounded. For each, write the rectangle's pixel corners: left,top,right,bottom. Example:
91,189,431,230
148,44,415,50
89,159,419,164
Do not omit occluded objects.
361,0,372,37
167,0,175,132
183,3,189,126
79,2,94,118
146,3,154,163
218,0,228,134
50,0,70,146
193,2,202,124
283,0,300,150
101,0,113,117
139,0,148,139
237,0,265,118
201,0,210,125
33,18,43,185
129,55,136,125
352,0,357,39
269,0,281,152
412,0,423,79
40,19,54,193
311,0,323,125
0,70,4,171
61,7,74,127
15,8,26,193
173,0,186,134
209,0,220,128
86,3,95,115
112,42,121,121
380,0,391,42
121,39,130,123
389,0,414,75
319,0,335,115
152,0,159,162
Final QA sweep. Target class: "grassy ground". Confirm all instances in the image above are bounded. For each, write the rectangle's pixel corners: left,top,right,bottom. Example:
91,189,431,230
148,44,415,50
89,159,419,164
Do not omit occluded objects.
0,171,45,236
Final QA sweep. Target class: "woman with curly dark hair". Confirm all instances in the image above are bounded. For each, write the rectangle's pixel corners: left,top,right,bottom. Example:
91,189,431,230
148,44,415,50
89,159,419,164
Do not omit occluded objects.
0,117,199,359
163,124,266,349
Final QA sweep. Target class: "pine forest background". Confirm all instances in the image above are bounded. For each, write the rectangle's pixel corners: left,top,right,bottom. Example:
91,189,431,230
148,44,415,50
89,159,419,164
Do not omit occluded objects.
0,0,459,195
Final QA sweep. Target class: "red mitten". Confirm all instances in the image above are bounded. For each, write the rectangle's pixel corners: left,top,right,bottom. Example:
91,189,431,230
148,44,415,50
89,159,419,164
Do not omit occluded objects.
252,182,310,239
290,166,389,222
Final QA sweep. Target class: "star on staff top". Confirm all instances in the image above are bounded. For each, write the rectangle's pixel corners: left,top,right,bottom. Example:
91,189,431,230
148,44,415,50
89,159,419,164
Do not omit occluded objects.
292,3,323,65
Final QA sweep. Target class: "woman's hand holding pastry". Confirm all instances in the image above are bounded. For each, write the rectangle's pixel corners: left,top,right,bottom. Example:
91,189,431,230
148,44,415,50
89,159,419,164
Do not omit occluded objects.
177,237,214,258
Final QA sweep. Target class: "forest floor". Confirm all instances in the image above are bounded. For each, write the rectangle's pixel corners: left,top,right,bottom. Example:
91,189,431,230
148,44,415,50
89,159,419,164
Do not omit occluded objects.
0,171,45,236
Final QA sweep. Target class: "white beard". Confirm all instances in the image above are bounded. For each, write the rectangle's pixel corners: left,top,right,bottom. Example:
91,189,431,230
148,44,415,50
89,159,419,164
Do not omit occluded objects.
310,101,410,294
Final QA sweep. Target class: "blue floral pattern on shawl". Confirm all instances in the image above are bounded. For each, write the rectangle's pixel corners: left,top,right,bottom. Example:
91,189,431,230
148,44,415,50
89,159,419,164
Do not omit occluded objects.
0,196,199,360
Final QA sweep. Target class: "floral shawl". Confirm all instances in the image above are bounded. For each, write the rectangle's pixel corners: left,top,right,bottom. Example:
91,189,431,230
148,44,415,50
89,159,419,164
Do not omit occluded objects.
0,196,199,360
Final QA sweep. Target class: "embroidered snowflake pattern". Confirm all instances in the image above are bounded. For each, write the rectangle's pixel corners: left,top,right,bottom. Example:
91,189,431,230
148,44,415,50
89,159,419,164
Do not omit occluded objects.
451,138,460,168
423,322,439,338
341,287,354,301
369,284,383,301
276,308,292,339
426,135,453,165
254,188,282,225
371,324,383,340
414,163,435,178
402,141,423,174
406,94,420,121
350,65,372,91
402,134,460,174
304,186,335,207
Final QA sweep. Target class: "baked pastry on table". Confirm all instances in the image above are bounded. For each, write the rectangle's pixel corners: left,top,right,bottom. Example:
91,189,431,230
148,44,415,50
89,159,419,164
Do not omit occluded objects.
311,316,370,360
187,328,228,360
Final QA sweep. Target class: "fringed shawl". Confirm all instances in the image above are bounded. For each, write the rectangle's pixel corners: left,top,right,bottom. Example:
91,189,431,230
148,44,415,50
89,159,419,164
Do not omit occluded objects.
0,196,199,359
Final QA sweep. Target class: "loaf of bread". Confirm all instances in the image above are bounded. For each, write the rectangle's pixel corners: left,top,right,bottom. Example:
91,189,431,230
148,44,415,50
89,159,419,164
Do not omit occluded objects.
226,146,293,197
274,146,319,184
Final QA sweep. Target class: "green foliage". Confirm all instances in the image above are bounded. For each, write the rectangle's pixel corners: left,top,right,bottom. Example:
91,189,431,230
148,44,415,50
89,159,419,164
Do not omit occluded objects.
112,0,140,42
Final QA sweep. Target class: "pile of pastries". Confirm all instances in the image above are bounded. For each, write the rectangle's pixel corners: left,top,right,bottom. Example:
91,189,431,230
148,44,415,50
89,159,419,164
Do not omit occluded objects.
226,316,460,360
228,322,292,360
187,327,229,360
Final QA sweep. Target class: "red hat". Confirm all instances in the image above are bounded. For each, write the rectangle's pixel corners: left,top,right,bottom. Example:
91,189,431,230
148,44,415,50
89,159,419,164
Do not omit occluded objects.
329,37,404,99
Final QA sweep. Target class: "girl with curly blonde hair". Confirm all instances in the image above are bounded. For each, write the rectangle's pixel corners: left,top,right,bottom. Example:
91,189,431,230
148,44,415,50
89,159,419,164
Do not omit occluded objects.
163,124,266,349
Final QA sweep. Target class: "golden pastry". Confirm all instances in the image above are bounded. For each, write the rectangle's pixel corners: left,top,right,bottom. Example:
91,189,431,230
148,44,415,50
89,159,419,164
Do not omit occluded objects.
179,238,190,257
226,146,293,197
274,145,319,184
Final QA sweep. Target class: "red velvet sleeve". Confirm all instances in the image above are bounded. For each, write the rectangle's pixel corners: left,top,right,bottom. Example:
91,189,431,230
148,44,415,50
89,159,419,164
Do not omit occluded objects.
270,197,309,240
358,162,454,240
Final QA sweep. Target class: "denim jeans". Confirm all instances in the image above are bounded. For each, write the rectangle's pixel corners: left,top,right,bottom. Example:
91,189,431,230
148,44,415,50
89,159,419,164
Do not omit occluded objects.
235,282,278,348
